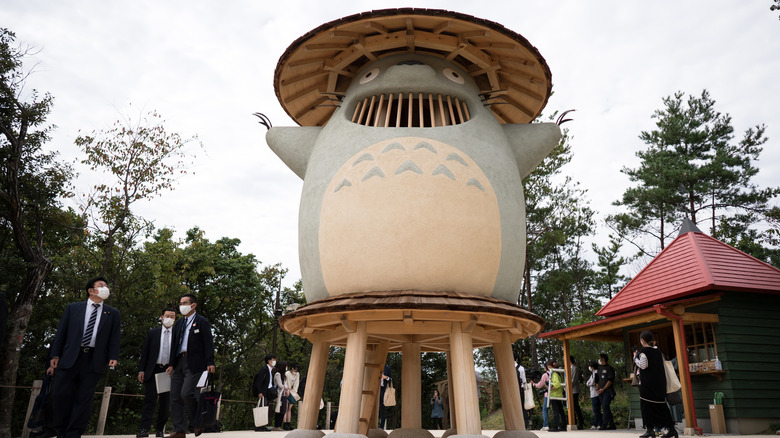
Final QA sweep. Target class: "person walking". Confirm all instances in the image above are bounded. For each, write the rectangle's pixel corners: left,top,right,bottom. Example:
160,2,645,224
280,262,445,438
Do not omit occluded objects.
585,361,601,430
595,353,616,430
252,354,277,432
49,276,121,438
272,361,288,431
546,360,566,432
514,354,531,429
430,389,444,430
283,363,301,430
167,294,215,438
569,355,584,430
137,308,176,438
634,330,677,438
379,365,392,429
533,361,552,431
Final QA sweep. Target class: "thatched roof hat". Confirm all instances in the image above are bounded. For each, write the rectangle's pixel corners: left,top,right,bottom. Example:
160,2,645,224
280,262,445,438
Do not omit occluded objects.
274,8,553,126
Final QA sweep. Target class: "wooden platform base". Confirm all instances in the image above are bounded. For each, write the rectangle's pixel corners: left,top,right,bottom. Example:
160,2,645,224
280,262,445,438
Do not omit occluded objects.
280,292,544,437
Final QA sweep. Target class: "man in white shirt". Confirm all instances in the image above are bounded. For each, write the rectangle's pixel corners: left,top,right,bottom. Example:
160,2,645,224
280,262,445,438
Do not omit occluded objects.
137,308,177,437
515,353,531,429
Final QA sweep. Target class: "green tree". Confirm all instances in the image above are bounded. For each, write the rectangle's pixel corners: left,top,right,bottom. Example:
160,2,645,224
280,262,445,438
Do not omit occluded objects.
519,121,598,367
592,234,630,300
610,90,779,260
0,29,78,438
75,109,199,293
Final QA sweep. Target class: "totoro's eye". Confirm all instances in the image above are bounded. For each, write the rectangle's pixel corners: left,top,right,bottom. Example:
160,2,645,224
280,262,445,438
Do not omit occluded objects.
442,68,464,84
359,68,381,84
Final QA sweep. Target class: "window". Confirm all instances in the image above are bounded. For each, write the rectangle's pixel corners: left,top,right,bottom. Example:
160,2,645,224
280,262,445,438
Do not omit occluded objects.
685,322,718,363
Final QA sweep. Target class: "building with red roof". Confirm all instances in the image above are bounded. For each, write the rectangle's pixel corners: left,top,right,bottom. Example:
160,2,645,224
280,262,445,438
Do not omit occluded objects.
540,219,780,435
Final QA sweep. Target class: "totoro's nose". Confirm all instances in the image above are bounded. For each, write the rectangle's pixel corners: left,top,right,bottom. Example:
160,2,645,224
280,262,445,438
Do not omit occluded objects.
386,62,436,82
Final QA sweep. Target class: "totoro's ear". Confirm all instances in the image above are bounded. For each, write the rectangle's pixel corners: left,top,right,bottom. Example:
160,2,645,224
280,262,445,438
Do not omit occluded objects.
502,123,562,179
266,127,323,180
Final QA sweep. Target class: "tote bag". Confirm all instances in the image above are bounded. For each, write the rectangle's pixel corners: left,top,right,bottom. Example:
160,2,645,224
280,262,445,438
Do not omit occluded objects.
523,383,536,409
664,360,681,393
253,397,269,427
383,379,397,407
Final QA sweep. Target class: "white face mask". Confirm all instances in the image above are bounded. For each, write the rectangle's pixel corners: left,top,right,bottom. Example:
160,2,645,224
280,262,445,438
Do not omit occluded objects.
270,360,277,368
96,286,110,300
179,305,192,315
162,317,175,328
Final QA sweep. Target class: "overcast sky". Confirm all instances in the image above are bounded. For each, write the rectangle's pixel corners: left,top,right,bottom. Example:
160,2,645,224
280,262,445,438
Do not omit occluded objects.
5,1,780,287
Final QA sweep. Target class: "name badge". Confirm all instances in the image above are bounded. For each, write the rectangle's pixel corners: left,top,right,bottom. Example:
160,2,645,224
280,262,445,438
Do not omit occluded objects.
194,329,200,333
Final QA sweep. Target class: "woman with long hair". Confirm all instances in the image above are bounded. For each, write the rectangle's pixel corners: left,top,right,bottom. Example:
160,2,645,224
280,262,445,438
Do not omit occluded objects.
634,330,677,438
272,360,288,431
546,360,566,432
283,363,301,430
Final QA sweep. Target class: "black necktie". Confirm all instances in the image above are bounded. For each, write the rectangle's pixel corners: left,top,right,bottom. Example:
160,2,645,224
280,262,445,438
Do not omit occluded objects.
82,303,100,346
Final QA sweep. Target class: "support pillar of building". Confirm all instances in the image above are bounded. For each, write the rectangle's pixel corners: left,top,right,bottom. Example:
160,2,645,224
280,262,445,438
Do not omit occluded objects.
448,322,481,436
493,332,525,431
335,321,368,434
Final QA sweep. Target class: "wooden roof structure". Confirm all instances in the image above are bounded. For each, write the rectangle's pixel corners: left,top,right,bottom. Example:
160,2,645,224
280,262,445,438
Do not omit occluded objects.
278,290,544,352
273,8,553,126
597,220,780,317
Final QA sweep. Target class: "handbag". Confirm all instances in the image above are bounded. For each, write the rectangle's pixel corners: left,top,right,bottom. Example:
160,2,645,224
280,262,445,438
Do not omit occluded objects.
253,397,269,427
666,391,683,406
383,379,397,407
197,376,221,427
630,372,639,387
664,360,681,393
523,383,536,409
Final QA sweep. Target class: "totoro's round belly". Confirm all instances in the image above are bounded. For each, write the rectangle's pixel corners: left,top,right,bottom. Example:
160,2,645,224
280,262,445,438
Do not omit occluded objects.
318,136,501,296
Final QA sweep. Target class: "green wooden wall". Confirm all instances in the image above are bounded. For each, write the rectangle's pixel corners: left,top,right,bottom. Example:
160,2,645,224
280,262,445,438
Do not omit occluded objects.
624,291,780,424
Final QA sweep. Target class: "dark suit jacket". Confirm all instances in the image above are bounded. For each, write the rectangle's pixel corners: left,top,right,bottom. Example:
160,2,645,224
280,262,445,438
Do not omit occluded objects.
252,364,273,398
138,326,173,382
50,301,121,373
171,313,214,373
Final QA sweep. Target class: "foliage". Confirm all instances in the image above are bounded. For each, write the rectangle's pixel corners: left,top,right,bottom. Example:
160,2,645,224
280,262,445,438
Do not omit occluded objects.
0,28,80,438
609,90,780,262
74,108,200,280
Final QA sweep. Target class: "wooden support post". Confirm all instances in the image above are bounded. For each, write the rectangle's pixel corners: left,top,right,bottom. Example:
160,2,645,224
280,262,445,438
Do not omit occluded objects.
21,380,43,438
335,321,368,433
446,352,455,429
671,320,696,436
326,402,332,431
449,322,481,435
493,333,524,431
299,341,330,430
563,340,576,430
401,342,422,429
96,386,112,436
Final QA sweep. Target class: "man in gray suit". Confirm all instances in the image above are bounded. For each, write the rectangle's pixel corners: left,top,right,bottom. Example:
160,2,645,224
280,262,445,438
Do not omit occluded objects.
49,276,121,438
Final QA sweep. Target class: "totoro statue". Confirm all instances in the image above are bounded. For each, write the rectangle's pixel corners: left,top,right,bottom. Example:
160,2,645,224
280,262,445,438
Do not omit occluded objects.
266,9,561,304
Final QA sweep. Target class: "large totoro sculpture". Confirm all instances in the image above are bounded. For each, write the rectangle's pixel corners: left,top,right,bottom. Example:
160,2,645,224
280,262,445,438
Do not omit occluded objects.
268,10,560,304
267,9,560,438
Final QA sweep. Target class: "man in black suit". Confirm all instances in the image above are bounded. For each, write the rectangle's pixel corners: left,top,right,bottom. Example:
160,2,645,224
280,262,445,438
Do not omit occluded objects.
137,307,177,438
166,294,215,438
49,276,120,438
251,354,277,432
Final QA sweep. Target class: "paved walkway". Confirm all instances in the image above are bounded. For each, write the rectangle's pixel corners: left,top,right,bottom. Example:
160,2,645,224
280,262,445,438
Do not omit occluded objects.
100,429,768,438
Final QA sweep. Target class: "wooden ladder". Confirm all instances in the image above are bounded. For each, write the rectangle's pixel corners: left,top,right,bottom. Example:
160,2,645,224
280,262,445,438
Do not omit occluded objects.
358,340,390,436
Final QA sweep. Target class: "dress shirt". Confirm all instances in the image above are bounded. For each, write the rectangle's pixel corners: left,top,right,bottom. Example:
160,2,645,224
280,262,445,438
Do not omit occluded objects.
515,361,527,384
267,364,274,388
180,312,196,353
82,298,103,348
157,326,173,365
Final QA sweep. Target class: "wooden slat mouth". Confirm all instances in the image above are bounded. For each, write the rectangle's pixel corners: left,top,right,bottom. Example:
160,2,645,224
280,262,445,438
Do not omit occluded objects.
350,92,471,127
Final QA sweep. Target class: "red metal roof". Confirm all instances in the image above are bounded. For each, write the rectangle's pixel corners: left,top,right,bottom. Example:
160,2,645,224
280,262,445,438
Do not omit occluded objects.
596,229,780,317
